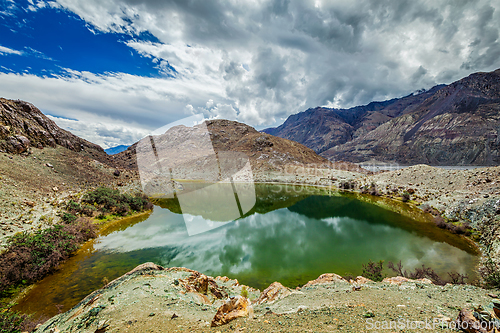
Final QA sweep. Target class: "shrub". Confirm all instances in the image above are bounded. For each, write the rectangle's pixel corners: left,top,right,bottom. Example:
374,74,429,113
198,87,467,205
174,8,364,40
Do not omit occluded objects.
240,286,248,298
0,306,27,333
480,255,500,288
434,216,447,228
387,260,467,285
61,212,77,223
339,181,356,190
0,218,97,292
421,204,440,216
115,203,130,217
434,217,473,236
81,187,152,216
0,306,49,333
66,200,81,214
0,305,48,333
362,260,385,282
342,273,355,281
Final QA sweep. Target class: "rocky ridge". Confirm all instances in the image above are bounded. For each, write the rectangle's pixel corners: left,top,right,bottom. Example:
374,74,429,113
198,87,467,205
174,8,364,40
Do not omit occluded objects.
0,98,115,166
263,85,444,154
114,119,368,177
265,68,500,165
34,263,496,333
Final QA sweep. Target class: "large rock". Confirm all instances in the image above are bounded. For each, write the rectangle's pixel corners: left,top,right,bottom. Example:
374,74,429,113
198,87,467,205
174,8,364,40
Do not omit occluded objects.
455,308,495,333
179,271,228,300
254,282,292,305
382,276,433,285
211,296,253,327
303,273,348,287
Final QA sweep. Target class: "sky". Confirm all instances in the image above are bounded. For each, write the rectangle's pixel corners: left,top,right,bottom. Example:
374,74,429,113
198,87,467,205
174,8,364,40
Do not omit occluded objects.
0,0,500,148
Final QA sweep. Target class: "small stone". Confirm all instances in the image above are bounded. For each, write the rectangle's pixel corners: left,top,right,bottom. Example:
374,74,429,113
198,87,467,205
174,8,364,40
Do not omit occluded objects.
149,313,155,317
211,296,253,327
363,311,375,318
488,293,498,298
46,163,53,168
171,313,178,320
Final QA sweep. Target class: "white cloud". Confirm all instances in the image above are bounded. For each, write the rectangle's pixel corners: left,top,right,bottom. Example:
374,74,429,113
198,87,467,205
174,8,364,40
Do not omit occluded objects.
0,70,231,147
1,0,500,145
0,45,23,56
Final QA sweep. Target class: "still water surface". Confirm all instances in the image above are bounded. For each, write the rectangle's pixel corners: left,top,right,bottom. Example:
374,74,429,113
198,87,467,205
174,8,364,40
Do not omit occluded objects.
15,185,478,318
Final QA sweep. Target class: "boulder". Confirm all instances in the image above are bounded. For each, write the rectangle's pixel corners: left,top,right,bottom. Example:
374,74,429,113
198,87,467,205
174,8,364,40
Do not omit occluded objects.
455,308,495,333
211,296,253,327
255,282,291,305
179,272,228,300
382,276,433,285
303,273,348,287
350,276,374,284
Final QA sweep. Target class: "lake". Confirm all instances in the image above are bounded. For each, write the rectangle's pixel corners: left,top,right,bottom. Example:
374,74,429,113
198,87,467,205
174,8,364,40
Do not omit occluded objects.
14,184,479,318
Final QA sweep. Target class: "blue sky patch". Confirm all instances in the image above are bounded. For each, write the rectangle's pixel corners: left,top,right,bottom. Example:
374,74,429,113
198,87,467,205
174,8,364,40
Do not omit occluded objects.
0,0,173,78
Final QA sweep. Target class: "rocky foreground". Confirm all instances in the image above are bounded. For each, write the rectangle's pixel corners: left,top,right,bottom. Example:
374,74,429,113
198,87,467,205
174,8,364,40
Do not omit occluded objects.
34,263,498,333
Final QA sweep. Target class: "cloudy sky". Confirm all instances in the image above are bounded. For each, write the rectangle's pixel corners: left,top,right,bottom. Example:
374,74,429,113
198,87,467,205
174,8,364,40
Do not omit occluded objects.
1,0,500,148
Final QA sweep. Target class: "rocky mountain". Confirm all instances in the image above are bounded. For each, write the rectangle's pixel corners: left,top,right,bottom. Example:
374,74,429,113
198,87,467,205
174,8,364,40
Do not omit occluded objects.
325,69,500,165
115,119,365,174
0,98,115,166
263,85,444,154
264,68,500,165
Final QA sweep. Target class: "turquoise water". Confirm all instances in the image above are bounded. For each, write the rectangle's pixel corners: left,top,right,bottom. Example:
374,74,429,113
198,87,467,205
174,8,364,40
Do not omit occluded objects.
15,186,478,318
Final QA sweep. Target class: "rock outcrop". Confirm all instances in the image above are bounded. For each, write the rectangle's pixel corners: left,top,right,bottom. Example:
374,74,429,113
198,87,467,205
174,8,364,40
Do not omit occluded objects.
114,119,366,174
265,68,500,165
211,296,253,327
0,98,115,165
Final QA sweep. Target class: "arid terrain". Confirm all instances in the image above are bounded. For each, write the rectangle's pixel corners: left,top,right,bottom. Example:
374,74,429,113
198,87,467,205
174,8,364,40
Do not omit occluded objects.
34,263,496,333
3,98,500,332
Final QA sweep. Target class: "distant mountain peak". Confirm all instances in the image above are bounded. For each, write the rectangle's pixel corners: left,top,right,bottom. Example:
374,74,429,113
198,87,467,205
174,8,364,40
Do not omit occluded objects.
263,68,500,165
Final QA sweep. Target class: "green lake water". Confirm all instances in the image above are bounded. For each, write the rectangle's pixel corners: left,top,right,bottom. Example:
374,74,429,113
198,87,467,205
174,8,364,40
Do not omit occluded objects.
14,185,479,318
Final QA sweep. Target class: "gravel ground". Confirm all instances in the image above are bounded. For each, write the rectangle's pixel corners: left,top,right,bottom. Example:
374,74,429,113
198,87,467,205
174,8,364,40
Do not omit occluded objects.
0,147,140,247
35,265,499,333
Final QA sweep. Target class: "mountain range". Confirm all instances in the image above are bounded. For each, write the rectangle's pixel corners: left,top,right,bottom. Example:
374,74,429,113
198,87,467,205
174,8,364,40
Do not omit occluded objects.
264,68,500,165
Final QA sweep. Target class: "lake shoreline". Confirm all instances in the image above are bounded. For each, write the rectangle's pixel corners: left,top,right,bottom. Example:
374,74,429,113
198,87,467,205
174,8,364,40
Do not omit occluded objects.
33,263,496,333
8,164,500,331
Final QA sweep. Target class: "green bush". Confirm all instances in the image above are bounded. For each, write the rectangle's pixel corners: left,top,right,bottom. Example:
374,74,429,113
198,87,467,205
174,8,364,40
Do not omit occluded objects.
362,260,385,282
0,306,27,333
240,286,248,298
480,255,500,288
81,187,152,216
0,304,47,333
61,212,77,223
0,218,97,292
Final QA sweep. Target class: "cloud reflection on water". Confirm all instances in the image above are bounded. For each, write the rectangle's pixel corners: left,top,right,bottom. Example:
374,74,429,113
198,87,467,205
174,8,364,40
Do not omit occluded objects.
94,201,476,288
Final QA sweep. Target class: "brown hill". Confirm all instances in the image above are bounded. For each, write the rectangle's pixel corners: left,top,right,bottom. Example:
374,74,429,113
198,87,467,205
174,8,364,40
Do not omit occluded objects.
114,119,366,174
